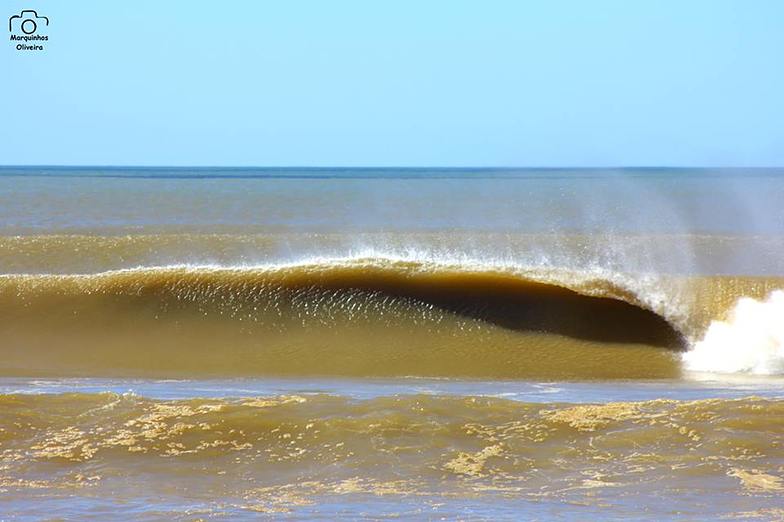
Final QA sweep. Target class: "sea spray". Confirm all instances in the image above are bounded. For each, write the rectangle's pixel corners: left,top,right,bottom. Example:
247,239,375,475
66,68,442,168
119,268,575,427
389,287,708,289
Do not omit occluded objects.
683,290,784,374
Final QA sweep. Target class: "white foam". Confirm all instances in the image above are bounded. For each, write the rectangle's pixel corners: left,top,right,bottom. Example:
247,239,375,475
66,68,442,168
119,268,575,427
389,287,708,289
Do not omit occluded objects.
683,291,784,375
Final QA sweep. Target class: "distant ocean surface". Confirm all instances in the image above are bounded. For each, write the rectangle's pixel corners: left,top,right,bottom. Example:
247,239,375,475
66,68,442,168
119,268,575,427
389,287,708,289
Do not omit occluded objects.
1,167,784,520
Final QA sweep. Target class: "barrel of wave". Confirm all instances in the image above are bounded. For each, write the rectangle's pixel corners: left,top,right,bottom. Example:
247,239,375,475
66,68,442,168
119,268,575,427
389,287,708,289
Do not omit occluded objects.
683,290,784,375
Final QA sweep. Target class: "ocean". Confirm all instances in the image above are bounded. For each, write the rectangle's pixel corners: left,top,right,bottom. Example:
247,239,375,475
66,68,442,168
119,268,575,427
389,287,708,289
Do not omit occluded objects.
1,167,783,520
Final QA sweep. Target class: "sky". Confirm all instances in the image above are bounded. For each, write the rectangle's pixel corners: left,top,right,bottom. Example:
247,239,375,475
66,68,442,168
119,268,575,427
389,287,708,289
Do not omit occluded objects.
2,0,783,167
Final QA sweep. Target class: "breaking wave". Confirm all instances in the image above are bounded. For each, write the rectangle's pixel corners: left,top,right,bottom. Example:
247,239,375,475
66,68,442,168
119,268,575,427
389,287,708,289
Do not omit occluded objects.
0,255,780,378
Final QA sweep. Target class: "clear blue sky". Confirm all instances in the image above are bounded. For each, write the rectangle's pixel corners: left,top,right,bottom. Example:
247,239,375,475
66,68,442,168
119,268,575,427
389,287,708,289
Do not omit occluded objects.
2,0,783,166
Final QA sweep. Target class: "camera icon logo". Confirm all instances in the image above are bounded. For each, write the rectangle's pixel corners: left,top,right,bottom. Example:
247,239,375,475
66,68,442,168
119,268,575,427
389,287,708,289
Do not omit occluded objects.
9,10,48,35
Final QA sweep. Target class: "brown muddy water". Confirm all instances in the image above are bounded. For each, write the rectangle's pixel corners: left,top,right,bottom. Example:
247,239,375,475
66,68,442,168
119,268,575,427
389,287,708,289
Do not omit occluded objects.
1,167,783,520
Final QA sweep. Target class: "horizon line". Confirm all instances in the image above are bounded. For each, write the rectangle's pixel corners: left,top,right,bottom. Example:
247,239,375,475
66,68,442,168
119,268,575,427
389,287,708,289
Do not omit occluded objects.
2,165,784,170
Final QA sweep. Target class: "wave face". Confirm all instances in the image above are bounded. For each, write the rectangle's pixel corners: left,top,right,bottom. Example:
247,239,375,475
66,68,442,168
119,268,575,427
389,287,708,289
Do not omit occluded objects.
0,260,683,379
2,392,784,519
1,254,781,379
